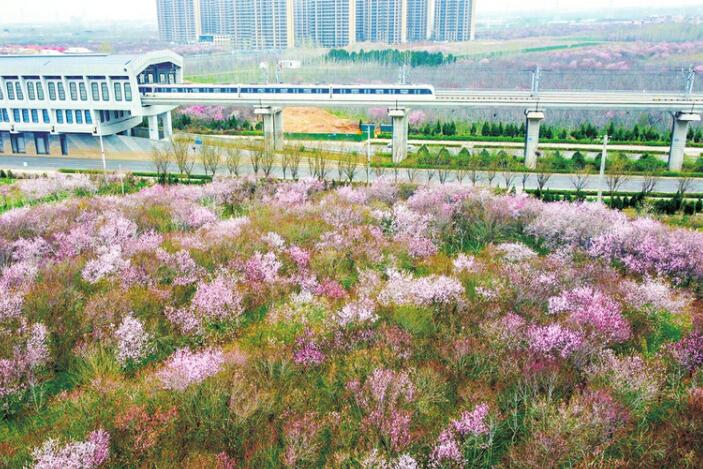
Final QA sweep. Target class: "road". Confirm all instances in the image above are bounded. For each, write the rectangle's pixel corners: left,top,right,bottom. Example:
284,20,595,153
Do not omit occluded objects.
2,155,703,194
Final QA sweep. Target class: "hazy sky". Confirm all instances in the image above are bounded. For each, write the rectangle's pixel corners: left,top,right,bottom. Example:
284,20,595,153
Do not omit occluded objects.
1,0,703,25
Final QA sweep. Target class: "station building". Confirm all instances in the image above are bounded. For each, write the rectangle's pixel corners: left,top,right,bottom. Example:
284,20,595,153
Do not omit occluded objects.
0,50,183,158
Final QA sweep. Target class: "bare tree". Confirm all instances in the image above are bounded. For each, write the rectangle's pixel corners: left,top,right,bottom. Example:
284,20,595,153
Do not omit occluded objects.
455,168,467,184
606,159,630,202
170,135,194,179
640,172,657,196
200,143,221,178
500,158,517,190
317,151,330,180
426,167,437,183
502,172,517,191
339,152,360,183
404,165,417,183
535,159,553,195
281,150,292,180
307,147,329,180
249,144,264,178
468,152,481,186
485,162,497,188
225,144,243,177
521,172,530,191
373,164,385,179
570,168,591,197
151,145,171,183
289,148,303,180
677,176,694,199
261,149,275,178
438,167,452,184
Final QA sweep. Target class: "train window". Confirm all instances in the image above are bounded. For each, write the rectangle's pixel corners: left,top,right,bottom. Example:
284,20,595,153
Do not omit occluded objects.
124,84,132,101
27,82,36,100
36,82,45,100
15,83,24,100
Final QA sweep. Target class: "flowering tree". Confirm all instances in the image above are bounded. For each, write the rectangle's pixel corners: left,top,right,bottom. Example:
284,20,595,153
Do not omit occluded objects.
115,314,152,367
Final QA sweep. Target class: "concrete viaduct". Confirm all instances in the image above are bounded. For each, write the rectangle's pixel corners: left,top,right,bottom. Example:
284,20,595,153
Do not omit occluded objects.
140,85,703,171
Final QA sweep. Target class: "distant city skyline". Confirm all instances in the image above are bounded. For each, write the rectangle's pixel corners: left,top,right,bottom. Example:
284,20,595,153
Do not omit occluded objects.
2,0,703,25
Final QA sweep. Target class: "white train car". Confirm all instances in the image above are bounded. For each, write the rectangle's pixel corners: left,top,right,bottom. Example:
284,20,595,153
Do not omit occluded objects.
139,83,436,103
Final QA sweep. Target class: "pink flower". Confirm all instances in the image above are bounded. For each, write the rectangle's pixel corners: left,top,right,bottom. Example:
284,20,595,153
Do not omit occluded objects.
403,235,438,258
156,348,224,391
379,270,464,307
24,323,50,370
348,368,415,451
452,403,490,437
430,430,463,468
314,279,347,300
527,323,583,359
670,334,703,371
191,274,243,320
293,330,325,367
337,298,378,326
453,254,477,274
287,245,310,269
244,251,281,284
548,287,631,344
115,314,152,367
82,246,130,284
33,429,110,469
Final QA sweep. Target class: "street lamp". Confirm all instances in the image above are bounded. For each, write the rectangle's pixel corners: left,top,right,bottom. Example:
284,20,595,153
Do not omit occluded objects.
96,116,108,183
597,134,608,203
366,124,372,186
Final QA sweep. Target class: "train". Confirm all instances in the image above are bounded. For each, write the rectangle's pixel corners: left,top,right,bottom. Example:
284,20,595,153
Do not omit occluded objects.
138,83,435,100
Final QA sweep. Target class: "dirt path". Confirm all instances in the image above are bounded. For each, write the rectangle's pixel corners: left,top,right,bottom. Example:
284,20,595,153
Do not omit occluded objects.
281,107,360,134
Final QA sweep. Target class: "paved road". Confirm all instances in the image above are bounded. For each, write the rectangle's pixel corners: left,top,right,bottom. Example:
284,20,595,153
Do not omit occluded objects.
2,155,702,194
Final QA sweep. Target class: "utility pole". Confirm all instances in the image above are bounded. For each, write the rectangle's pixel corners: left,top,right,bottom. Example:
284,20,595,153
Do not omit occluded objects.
97,118,108,183
531,66,541,95
366,125,372,186
685,65,696,95
597,134,608,203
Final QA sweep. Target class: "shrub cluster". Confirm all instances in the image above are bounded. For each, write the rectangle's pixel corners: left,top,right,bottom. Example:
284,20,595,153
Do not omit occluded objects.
2,177,703,467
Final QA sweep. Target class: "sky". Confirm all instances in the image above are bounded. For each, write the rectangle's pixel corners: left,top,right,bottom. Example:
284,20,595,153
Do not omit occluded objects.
1,0,703,25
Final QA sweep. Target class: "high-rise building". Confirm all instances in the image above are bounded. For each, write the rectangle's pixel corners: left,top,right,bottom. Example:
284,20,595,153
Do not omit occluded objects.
432,0,476,42
356,0,407,44
156,0,202,44
199,0,235,36
155,0,476,47
228,0,295,49
406,0,430,42
294,0,356,48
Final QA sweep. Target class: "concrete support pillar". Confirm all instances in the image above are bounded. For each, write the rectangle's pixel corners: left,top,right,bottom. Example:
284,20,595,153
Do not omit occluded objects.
524,110,545,170
668,112,700,171
161,111,173,139
254,106,284,152
389,107,408,163
147,114,159,141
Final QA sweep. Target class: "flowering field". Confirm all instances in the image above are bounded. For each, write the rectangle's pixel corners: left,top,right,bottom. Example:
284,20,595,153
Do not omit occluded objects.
2,176,703,467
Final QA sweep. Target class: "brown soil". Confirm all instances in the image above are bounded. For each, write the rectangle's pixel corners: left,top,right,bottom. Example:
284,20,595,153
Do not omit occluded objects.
282,107,360,134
